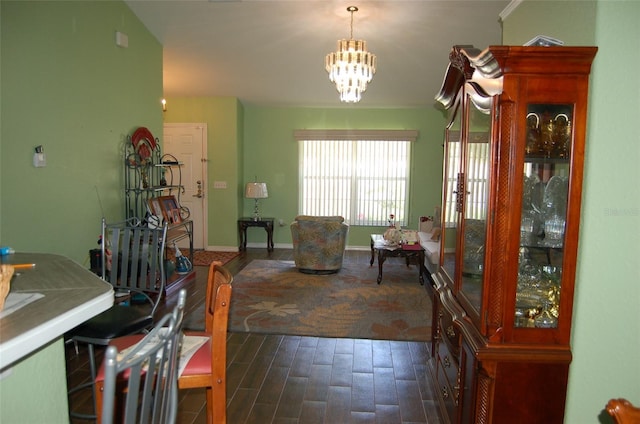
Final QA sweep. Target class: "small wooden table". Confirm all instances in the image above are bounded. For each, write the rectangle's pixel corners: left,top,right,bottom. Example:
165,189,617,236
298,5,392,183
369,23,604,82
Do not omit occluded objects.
238,217,274,251
370,234,425,285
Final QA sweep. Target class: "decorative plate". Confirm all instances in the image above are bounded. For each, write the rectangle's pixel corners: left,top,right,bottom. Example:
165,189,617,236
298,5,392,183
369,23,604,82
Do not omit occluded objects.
131,127,157,160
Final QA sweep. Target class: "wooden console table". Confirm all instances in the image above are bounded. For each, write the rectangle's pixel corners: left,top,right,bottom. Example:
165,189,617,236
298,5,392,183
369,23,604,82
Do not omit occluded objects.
238,217,274,251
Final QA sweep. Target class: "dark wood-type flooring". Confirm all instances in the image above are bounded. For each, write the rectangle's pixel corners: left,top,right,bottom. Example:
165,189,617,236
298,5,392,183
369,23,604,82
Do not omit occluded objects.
66,248,443,424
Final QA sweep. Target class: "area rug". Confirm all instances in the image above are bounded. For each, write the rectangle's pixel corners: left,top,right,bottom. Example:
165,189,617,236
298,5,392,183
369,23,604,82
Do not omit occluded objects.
166,250,239,267
185,259,431,342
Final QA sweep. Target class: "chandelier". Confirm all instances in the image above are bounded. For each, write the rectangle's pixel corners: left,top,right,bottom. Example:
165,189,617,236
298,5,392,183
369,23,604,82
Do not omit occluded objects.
325,6,377,103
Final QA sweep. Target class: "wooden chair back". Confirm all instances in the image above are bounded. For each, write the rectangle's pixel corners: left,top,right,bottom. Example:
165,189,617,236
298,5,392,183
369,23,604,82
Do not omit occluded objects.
607,398,640,424
178,261,232,424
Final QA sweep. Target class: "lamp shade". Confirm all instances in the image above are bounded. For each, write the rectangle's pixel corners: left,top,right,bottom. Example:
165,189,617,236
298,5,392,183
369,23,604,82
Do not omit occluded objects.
245,182,268,199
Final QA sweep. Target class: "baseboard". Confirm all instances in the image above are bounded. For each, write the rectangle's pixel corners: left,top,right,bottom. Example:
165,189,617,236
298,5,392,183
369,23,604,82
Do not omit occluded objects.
205,245,239,252
241,243,371,251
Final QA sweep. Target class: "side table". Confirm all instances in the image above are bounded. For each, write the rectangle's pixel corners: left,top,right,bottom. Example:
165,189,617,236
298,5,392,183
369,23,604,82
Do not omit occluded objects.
238,217,274,251
370,234,425,285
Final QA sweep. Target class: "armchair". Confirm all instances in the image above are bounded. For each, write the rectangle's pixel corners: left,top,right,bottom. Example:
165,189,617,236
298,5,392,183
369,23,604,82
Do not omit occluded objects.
290,215,349,274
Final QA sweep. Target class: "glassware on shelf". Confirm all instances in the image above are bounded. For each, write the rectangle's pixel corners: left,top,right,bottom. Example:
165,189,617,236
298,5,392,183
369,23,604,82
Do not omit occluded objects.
553,114,572,158
520,209,542,246
534,301,558,328
543,176,568,216
543,213,565,247
541,175,568,247
539,113,556,158
515,256,563,328
525,112,541,155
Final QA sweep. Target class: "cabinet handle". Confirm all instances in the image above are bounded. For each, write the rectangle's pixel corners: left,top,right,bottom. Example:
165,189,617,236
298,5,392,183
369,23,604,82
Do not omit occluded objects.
443,355,451,368
446,325,456,338
454,173,465,212
442,386,449,399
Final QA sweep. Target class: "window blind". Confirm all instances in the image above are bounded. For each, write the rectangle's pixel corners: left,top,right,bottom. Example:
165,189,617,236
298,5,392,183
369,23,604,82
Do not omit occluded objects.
296,130,417,226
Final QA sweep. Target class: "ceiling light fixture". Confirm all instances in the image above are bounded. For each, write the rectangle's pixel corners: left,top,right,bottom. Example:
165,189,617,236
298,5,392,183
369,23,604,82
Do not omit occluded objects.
325,6,377,103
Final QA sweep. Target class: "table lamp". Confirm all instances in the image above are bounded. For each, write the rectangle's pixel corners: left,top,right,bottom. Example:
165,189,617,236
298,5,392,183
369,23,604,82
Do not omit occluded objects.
245,181,268,221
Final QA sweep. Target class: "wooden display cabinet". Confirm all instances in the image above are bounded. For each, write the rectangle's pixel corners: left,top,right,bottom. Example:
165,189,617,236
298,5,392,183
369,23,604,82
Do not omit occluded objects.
429,45,597,423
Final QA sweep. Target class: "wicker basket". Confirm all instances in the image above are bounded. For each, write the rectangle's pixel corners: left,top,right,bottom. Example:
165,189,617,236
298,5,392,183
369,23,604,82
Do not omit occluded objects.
0,265,14,311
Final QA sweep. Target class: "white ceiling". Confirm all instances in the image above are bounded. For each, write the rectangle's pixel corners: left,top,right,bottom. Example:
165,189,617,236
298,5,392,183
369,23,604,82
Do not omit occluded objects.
125,0,510,108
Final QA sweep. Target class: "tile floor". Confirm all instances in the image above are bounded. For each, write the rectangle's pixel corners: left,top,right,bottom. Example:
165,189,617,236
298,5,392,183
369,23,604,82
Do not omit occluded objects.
66,248,444,423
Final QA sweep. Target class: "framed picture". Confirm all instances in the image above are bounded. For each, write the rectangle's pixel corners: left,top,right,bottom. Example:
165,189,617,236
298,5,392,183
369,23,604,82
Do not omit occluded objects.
157,195,182,224
147,197,164,220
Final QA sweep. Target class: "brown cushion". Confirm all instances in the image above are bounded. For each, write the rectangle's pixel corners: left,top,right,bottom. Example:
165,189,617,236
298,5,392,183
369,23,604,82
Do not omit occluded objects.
430,227,442,241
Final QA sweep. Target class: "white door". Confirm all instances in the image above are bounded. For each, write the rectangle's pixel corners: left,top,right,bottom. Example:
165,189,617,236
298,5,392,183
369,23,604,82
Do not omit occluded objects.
163,123,207,250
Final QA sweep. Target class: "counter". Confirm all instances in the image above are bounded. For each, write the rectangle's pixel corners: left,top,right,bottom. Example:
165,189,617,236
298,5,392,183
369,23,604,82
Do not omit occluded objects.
0,252,113,423
0,252,113,370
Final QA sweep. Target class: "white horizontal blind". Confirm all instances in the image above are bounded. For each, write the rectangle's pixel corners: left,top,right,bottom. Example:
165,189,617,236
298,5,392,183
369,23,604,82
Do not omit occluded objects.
298,138,412,226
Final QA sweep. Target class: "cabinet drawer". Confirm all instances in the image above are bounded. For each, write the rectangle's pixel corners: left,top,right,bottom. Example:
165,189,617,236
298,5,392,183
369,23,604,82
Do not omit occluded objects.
437,340,459,392
435,349,458,421
438,304,461,357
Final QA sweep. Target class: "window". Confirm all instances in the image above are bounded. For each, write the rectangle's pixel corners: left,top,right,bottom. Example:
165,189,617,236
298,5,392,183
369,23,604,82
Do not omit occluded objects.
294,130,417,226
444,134,490,225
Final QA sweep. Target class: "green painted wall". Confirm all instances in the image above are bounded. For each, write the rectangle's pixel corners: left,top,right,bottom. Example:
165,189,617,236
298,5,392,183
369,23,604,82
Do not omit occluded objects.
0,339,69,423
242,106,446,247
162,97,242,248
163,103,446,249
0,2,162,420
504,1,640,423
0,0,163,265
502,0,597,46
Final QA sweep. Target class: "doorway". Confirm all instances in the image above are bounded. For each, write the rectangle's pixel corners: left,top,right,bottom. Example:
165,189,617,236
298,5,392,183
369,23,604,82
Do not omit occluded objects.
163,123,207,250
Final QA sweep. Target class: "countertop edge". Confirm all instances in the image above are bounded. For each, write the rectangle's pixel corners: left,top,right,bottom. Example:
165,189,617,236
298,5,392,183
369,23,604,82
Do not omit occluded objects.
0,290,113,370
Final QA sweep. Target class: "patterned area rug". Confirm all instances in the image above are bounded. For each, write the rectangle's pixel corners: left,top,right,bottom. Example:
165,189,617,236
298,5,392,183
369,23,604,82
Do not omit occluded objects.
185,259,431,341
166,250,239,267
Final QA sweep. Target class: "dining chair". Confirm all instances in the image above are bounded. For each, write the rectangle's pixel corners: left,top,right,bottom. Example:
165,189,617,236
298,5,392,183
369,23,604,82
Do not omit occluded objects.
94,261,233,424
99,289,186,424
68,217,168,419
177,261,233,424
606,398,640,424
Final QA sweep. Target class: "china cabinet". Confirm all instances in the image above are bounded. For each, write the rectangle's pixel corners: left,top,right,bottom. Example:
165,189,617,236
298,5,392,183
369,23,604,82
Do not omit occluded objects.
429,45,597,423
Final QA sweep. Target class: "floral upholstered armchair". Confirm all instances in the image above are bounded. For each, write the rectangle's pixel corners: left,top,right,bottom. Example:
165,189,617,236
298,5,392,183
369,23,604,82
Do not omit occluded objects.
290,215,349,274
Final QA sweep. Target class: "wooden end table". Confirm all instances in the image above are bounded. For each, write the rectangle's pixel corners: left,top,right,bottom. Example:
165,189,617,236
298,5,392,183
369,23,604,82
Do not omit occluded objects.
370,234,425,285
238,217,274,251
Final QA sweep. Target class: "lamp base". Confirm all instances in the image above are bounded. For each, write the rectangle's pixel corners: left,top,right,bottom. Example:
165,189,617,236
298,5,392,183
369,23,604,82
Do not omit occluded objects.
253,199,261,221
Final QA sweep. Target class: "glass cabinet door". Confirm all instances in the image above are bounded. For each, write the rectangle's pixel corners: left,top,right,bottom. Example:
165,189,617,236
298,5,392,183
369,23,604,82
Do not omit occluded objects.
515,103,572,328
459,98,492,314
440,108,462,284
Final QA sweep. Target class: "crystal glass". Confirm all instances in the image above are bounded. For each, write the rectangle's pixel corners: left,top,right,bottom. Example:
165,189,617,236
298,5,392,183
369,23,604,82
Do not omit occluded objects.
534,301,558,328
